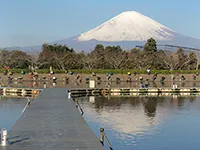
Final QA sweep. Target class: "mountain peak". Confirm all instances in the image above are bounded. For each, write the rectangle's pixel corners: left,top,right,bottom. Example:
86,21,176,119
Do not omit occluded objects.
77,11,176,42
117,10,143,16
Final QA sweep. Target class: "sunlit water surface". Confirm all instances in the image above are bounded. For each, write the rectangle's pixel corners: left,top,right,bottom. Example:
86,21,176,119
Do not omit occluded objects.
0,97,26,130
78,96,200,150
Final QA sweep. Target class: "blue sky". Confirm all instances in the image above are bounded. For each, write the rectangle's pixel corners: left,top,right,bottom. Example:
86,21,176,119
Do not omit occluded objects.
1,0,200,47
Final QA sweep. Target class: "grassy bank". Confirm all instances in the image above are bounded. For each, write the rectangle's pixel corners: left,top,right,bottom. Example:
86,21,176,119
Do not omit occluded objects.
0,69,200,74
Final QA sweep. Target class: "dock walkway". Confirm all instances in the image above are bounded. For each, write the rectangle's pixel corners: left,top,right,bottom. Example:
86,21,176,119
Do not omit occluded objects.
3,88,104,150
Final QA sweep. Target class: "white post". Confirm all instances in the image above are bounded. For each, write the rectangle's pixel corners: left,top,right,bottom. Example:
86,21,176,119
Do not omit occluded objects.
68,92,71,99
53,82,56,87
89,80,95,88
89,96,95,103
44,83,47,88
1,129,7,146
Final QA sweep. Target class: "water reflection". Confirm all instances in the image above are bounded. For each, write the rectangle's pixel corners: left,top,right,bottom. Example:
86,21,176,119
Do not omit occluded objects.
78,96,200,150
0,97,26,130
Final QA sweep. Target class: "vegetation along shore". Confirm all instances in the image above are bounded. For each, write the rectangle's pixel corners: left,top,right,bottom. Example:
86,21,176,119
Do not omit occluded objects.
0,38,199,73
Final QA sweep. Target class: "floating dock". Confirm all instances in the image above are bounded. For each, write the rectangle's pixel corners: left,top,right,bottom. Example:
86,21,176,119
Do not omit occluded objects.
69,87,200,98
0,87,41,98
5,88,104,150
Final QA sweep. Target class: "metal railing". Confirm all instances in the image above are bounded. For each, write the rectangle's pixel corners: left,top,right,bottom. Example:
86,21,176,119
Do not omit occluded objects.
22,99,31,114
75,99,84,116
100,128,113,150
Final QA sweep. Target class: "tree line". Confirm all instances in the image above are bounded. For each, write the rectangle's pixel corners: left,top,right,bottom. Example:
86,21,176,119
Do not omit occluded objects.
0,38,198,71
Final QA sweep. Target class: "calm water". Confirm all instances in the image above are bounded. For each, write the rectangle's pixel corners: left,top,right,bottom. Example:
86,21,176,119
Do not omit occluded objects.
1,94,200,150
0,97,26,130
78,96,200,150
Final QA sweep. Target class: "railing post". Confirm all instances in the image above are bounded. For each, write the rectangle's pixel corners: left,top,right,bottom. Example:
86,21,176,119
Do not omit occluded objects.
75,99,84,116
22,99,31,114
100,128,113,150
100,128,104,146
104,131,113,150
1,129,7,146
68,92,71,99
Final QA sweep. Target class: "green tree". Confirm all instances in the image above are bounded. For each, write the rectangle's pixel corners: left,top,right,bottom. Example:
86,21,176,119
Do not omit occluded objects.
144,38,157,52
90,44,107,69
38,44,75,70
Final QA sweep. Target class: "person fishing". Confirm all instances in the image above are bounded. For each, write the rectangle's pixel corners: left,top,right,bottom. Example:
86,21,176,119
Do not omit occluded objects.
147,68,151,75
160,75,166,86
193,74,197,80
152,73,157,82
127,72,132,82
172,76,177,89
145,79,149,88
180,75,186,87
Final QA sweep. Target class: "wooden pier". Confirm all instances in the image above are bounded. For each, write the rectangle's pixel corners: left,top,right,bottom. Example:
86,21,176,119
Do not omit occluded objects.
2,88,104,150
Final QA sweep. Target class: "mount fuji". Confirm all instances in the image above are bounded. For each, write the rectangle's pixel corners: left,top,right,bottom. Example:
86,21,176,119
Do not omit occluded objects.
78,11,176,42
7,11,200,52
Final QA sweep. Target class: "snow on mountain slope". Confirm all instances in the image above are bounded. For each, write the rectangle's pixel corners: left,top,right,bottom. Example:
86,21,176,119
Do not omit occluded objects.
77,11,176,42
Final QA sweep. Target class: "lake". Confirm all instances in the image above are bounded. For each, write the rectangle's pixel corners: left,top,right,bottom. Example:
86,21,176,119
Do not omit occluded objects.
0,97,27,130
1,94,200,150
77,95,200,150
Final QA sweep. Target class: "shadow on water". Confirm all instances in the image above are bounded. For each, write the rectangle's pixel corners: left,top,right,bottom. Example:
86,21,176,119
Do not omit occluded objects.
8,136,29,145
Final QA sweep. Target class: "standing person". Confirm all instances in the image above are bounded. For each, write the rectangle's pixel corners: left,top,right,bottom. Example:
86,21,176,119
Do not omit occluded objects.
50,66,54,75
193,74,197,80
180,75,186,87
145,79,149,88
127,72,132,82
172,77,177,89
147,68,151,75
160,75,166,86
139,77,144,88
152,73,157,82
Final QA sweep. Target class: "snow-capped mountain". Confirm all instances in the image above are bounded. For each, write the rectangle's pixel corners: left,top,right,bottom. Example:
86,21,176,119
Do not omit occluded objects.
77,11,176,42
54,11,200,51
5,11,200,52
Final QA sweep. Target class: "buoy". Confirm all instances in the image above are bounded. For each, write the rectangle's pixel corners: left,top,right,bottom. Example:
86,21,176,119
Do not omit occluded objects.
101,89,106,95
32,90,38,96
69,71,73,75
